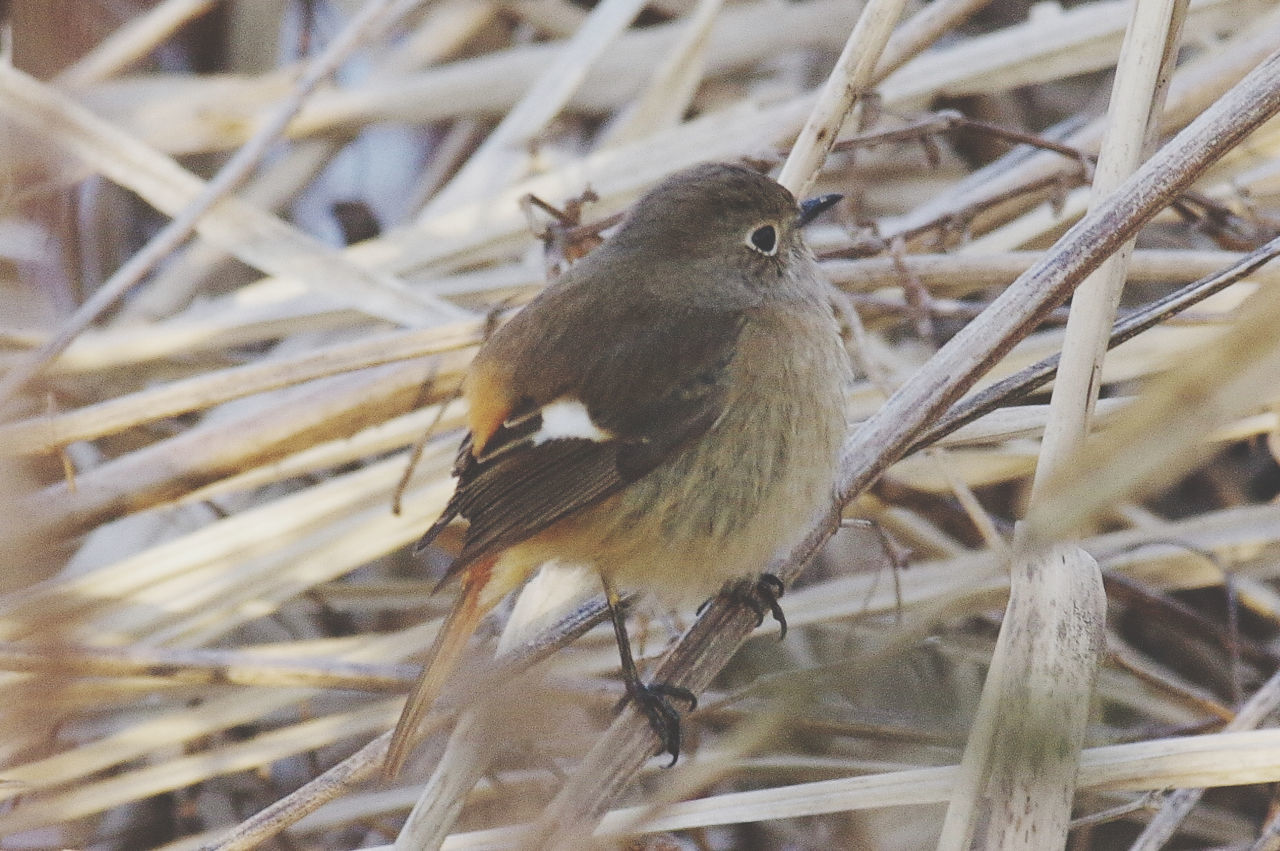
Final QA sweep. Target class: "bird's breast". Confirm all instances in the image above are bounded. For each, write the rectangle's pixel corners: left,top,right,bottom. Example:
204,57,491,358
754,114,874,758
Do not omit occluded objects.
571,305,851,604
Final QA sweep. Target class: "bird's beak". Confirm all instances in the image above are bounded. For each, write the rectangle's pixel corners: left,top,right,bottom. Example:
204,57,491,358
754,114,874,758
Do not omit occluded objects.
796,193,843,227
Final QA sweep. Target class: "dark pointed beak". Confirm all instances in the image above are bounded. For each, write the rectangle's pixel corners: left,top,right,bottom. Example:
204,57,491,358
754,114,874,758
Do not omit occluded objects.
796,193,843,227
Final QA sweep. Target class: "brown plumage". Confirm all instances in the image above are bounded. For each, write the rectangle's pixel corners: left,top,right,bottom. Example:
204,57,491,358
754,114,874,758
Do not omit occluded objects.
385,163,851,777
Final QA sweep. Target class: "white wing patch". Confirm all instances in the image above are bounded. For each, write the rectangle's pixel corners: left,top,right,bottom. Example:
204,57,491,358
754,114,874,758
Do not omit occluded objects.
531,399,612,445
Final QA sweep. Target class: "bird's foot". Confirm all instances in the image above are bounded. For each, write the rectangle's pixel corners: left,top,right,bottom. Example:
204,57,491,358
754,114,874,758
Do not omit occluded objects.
619,680,697,766
695,574,788,639
723,573,788,639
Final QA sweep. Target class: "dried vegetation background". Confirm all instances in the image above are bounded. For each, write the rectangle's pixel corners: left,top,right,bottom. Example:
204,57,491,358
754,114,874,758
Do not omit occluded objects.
1,0,1279,848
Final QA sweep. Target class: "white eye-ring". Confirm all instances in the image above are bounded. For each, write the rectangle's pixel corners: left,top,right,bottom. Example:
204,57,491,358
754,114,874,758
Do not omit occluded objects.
746,223,778,256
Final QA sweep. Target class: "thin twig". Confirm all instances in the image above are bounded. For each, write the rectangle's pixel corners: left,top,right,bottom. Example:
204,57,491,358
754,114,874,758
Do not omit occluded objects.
906,234,1280,455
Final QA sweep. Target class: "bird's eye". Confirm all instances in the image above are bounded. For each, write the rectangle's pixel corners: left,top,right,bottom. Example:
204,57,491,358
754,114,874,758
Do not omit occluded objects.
746,224,778,256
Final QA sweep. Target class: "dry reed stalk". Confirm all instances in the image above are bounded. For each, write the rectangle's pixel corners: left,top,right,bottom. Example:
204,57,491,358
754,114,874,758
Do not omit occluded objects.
775,0,910,196
939,2,1186,845
328,727,1280,847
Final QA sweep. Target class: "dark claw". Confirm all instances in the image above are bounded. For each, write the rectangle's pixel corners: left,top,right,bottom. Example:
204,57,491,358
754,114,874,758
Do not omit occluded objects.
619,681,697,766
756,573,788,640
648,681,697,711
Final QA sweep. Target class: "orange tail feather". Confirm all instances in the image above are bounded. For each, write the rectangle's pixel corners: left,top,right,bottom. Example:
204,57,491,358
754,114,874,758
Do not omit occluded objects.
384,557,495,779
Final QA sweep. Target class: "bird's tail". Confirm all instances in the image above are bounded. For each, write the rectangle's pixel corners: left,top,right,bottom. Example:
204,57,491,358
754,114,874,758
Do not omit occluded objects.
383,555,502,779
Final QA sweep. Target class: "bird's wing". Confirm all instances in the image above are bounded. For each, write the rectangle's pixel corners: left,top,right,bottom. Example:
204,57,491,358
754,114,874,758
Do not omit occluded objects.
417,305,747,575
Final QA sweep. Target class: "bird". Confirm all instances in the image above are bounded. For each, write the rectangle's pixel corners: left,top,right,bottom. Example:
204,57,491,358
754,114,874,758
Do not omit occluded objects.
384,162,851,777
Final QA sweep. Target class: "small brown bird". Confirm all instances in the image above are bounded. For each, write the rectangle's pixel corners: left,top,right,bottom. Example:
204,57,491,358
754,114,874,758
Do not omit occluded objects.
385,162,850,776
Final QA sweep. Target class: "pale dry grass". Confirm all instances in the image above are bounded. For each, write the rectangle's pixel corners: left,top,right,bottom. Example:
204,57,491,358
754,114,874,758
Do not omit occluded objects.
1,0,1279,849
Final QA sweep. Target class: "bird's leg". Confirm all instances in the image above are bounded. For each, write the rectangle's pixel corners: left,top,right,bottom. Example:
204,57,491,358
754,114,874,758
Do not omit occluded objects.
602,578,696,766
